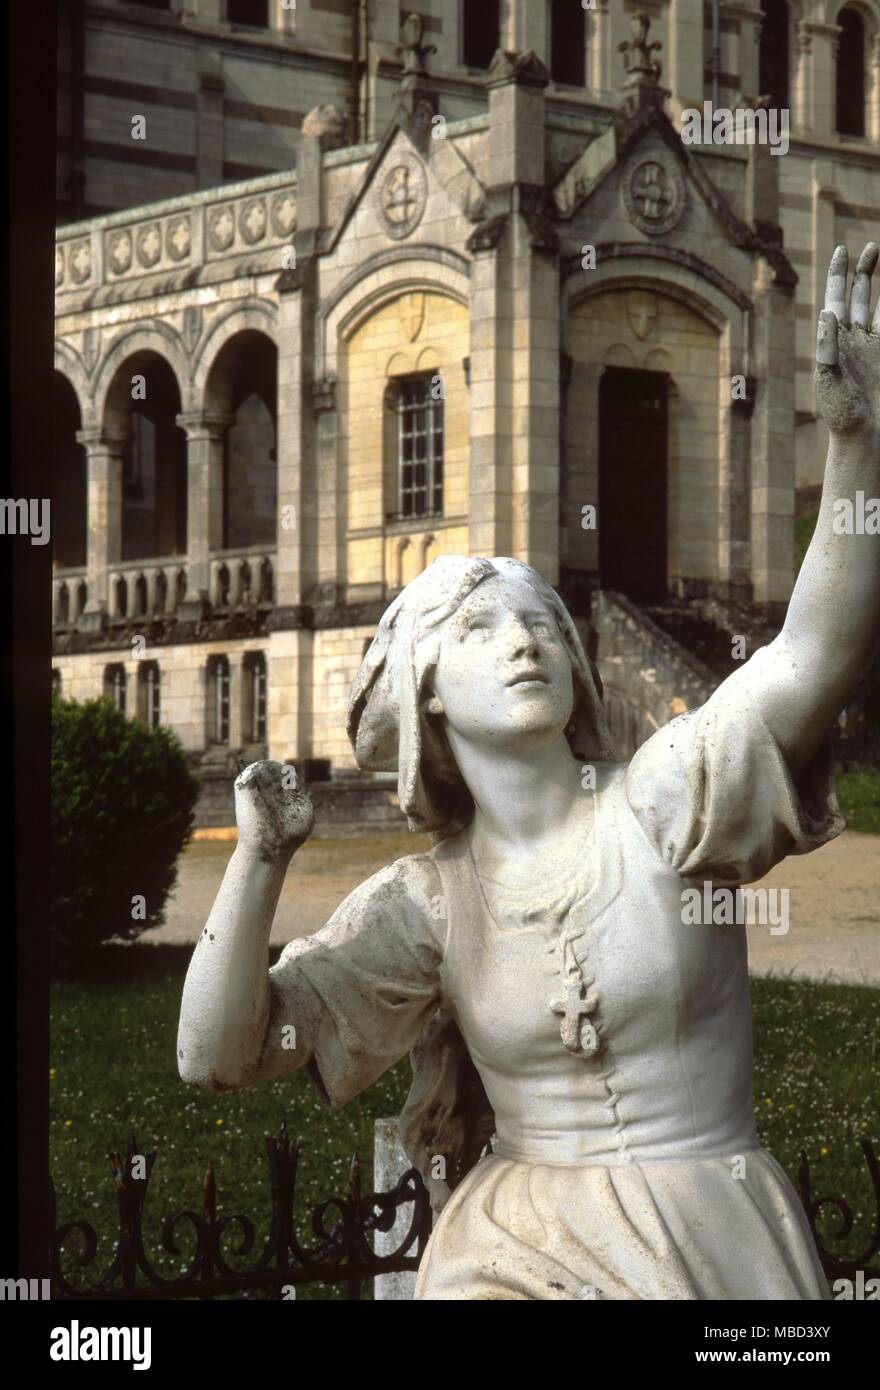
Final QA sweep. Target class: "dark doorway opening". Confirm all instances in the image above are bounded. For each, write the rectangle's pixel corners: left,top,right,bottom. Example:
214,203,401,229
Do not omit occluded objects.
598,366,669,603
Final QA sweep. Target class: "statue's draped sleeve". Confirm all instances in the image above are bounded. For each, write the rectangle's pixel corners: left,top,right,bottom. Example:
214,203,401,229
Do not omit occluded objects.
269,852,492,1206
269,855,445,1107
624,641,847,884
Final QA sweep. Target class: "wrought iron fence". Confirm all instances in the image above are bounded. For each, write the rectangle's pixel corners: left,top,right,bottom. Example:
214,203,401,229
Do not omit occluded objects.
49,1122,432,1301
798,1137,880,1283
49,1128,879,1300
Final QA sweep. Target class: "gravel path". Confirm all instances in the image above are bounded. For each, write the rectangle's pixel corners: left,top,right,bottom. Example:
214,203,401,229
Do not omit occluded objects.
151,830,879,985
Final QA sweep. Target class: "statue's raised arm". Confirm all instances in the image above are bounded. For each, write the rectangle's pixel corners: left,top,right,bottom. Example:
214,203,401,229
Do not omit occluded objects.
750,242,880,777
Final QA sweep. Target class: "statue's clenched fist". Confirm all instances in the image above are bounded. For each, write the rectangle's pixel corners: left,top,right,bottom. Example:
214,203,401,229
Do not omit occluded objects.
234,760,315,863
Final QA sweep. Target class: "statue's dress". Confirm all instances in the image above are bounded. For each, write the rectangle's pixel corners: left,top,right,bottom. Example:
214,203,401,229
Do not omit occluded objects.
272,648,843,1300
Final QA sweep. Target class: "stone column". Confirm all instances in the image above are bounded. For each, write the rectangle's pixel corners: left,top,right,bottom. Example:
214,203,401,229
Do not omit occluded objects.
478,50,559,581
196,61,224,189
750,261,796,607
587,0,613,98
796,22,842,139
503,0,546,61
276,282,312,609
313,376,340,603
486,51,556,583
723,3,764,104
808,163,837,422
228,651,243,751
275,106,345,608
869,34,880,144
267,628,313,767
468,237,513,560
720,322,754,602
668,0,706,118
77,427,125,632
176,411,228,620
270,0,296,39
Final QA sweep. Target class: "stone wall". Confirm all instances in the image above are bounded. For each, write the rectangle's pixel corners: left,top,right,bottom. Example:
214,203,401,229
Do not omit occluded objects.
591,590,715,760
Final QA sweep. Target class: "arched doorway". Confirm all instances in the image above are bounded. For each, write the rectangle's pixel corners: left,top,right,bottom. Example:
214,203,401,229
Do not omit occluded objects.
598,366,669,602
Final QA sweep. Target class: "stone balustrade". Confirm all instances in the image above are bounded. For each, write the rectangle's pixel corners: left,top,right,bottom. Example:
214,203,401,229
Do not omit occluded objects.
55,170,297,299
208,547,275,610
52,568,88,628
106,557,189,623
53,551,277,630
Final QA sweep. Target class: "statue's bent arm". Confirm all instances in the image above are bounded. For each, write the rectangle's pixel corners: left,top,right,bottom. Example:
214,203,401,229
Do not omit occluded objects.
177,761,442,1094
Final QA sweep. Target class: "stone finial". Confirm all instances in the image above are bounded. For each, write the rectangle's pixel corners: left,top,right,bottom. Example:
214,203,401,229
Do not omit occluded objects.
486,49,550,91
394,13,438,154
618,11,663,89
396,13,436,82
301,104,347,151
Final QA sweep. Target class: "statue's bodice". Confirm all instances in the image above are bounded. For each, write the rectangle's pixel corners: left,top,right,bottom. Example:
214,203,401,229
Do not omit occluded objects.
432,766,757,1166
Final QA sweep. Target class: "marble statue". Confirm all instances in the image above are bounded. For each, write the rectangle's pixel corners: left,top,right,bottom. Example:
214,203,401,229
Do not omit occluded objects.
178,245,880,1300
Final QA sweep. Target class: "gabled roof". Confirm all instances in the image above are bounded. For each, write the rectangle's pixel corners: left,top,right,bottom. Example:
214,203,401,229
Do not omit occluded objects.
552,88,796,289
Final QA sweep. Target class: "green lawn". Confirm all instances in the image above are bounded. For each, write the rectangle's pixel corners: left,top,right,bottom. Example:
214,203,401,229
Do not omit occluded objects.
51,952,879,1299
837,771,880,835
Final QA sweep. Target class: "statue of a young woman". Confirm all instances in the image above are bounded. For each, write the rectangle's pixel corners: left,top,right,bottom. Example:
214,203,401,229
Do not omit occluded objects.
178,245,880,1299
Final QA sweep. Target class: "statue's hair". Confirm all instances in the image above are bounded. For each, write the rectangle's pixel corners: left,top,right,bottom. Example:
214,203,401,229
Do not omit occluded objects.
346,555,617,836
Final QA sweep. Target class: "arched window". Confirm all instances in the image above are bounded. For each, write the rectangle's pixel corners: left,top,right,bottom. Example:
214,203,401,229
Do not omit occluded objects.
836,8,866,136
208,655,230,744
759,0,790,110
550,1,586,87
463,0,501,69
138,661,161,730
105,663,127,714
243,651,267,744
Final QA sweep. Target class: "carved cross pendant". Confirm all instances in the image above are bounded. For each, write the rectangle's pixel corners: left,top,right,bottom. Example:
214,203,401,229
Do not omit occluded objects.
550,976,599,1057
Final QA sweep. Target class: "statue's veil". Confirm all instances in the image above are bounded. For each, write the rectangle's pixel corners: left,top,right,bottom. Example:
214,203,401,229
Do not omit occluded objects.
345,555,617,1209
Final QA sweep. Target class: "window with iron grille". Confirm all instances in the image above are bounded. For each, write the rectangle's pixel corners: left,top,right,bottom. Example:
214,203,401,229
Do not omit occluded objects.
396,373,444,520
251,653,267,743
144,662,160,731
210,656,230,744
106,664,126,715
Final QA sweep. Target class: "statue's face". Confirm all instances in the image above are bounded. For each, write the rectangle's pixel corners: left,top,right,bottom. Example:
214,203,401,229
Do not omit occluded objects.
429,574,575,748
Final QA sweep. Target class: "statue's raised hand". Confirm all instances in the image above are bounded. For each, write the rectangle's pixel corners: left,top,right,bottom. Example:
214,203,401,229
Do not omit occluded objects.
816,242,880,442
234,760,315,863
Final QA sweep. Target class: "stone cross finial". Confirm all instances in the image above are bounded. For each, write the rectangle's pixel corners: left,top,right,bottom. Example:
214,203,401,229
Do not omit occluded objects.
618,11,663,88
396,13,436,81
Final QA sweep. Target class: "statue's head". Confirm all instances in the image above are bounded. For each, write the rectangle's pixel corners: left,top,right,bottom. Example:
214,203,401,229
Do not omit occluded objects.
347,556,615,835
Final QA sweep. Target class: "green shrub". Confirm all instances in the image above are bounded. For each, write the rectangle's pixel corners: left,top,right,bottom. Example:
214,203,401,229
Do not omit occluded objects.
51,693,198,967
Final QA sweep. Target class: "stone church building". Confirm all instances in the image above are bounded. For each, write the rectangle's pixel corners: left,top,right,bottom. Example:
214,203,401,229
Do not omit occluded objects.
52,1,880,819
